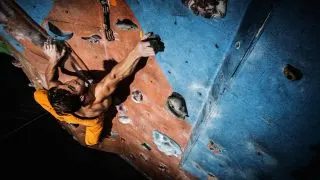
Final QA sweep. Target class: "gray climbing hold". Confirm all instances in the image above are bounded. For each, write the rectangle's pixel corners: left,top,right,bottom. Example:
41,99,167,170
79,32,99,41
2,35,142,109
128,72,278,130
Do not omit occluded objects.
115,19,138,30
208,140,222,154
182,0,227,18
81,34,102,43
158,163,168,172
110,131,119,137
131,90,143,103
152,130,182,157
167,92,189,119
119,116,131,124
116,104,127,115
72,136,78,142
235,41,241,50
28,82,35,87
46,22,73,41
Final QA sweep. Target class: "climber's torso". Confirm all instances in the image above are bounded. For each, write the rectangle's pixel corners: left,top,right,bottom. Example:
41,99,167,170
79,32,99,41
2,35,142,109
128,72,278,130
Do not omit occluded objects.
74,84,113,118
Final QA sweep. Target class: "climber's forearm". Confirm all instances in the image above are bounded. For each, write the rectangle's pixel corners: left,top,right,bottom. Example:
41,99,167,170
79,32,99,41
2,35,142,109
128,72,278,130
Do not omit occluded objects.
45,58,61,89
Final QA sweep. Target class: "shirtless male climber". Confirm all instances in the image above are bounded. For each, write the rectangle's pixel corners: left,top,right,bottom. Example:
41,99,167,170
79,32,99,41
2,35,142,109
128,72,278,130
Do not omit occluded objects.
34,34,161,146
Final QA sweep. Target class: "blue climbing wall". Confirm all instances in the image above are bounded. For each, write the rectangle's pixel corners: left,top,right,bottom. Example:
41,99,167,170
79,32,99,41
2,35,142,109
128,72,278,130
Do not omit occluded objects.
126,0,250,127
15,0,54,25
127,0,320,179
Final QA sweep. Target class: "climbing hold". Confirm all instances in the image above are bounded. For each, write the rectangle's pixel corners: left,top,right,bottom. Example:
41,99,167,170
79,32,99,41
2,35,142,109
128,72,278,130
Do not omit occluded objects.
235,41,241,50
28,82,35,88
115,19,138,30
81,34,102,43
208,140,222,154
131,90,143,103
141,143,152,151
152,130,182,157
181,0,227,18
207,173,218,180
116,104,127,115
72,136,78,142
283,64,303,80
116,104,131,124
192,162,202,170
110,131,119,137
119,115,132,124
158,163,168,172
120,137,126,143
141,32,165,54
46,22,73,41
129,154,136,160
139,153,149,161
167,92,189,119
11,59,22,68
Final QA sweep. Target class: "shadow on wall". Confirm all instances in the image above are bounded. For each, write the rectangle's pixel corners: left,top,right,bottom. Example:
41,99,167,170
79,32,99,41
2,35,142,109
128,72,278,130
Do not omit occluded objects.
0,53,147,179
291,143,320,180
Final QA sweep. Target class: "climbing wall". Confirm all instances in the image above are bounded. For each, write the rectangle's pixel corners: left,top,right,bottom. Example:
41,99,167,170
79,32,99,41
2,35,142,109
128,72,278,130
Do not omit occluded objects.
2,0,320,179
127,0,320,179
126,0,250,127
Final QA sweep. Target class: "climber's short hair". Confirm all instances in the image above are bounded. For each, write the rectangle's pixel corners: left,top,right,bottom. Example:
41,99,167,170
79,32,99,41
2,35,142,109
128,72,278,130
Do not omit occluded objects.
47,87,82,115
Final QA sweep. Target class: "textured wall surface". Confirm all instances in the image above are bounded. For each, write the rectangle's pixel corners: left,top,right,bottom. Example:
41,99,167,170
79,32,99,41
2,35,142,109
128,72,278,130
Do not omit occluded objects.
1,0,319,179
127,0,320,179
179,0,320,180
126,0,250,127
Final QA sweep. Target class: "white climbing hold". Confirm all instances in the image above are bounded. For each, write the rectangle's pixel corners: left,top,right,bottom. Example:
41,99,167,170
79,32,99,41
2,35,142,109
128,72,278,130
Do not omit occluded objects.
116,104,127,116
119,116,132,124
152,130,182,157
28,82,35,87
131,90,143,103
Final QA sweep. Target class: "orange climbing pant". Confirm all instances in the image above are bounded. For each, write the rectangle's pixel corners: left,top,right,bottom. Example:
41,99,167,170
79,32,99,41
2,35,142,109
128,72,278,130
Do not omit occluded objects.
34,89,104,146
